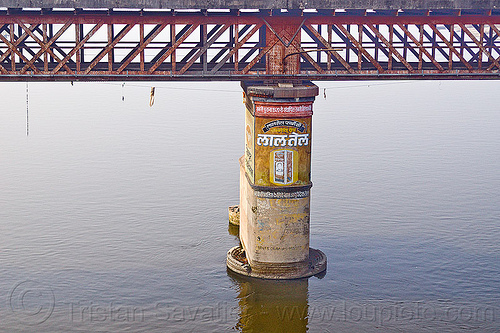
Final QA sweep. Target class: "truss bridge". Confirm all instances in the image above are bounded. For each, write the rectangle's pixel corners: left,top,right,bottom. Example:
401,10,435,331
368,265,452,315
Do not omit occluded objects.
1,1,500,81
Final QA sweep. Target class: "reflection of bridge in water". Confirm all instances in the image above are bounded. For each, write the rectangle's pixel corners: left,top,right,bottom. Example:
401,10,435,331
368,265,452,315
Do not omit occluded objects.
1,0,500,81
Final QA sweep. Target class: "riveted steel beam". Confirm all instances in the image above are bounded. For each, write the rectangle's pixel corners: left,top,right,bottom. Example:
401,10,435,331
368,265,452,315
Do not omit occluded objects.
0,10,500,80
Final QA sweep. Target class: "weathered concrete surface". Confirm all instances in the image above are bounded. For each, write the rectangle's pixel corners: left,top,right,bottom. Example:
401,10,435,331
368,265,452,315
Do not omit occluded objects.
242,82,319,99
228,205,240,226
1,0,499,9
227,82,326,279
239,162,312,269
227,246,327,279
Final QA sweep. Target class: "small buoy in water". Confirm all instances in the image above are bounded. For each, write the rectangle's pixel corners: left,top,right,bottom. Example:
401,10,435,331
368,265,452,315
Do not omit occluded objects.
228,205,240,225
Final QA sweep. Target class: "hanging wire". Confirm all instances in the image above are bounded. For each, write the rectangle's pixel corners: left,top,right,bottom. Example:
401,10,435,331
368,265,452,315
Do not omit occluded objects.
319,81,415,101
95,81,415,94
320,81,414,90
26,82,29,136
91,81,417,106
96,82,243,93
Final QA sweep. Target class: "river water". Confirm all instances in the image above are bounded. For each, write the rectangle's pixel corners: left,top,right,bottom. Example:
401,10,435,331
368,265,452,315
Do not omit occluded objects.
0,80,499,332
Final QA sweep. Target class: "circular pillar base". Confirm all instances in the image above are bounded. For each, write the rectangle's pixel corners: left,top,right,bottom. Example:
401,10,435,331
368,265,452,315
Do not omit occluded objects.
226,246,327,280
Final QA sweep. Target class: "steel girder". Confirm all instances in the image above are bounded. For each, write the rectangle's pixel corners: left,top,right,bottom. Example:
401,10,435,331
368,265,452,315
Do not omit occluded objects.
1,9,500,81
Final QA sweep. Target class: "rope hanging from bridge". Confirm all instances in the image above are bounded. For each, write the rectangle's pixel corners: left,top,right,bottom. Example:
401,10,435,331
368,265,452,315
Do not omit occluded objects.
149,87,155,107
26,82,29,136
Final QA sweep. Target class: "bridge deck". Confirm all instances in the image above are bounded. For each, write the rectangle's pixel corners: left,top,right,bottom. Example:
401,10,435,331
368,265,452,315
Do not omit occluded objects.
1,0,500,9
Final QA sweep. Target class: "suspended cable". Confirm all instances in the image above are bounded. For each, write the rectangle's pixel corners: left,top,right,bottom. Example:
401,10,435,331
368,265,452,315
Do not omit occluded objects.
320,81,414,90
91,80,418,104
26,82,29,136
95,81,242,93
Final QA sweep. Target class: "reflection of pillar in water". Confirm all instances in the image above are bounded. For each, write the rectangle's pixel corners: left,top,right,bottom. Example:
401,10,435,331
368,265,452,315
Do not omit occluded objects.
227,82,326,279
228,271,308,333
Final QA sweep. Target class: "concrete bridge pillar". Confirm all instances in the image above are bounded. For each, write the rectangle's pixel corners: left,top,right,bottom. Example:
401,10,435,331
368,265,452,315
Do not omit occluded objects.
227,81,327,279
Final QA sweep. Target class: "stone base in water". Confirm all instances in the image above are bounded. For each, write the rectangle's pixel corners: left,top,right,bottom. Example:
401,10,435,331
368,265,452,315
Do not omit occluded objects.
226,246,327,279
228,205,240,225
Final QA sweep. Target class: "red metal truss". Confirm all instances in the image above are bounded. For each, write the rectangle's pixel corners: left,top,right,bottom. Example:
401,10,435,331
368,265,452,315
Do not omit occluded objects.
1,9,500,81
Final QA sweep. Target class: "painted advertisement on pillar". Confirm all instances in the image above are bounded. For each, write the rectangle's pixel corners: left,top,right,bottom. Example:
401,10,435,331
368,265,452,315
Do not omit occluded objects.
245,101,312,187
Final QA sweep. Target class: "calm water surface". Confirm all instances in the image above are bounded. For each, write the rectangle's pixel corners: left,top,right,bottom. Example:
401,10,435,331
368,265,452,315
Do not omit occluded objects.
0,81,499,332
